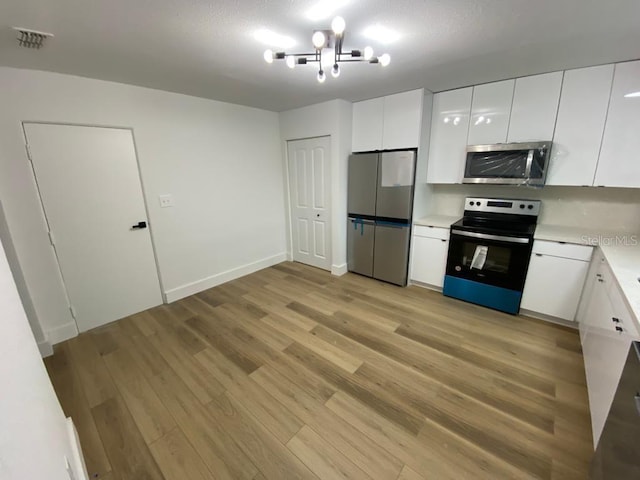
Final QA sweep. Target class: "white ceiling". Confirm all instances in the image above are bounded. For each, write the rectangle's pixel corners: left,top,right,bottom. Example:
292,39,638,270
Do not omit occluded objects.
1,0,639,112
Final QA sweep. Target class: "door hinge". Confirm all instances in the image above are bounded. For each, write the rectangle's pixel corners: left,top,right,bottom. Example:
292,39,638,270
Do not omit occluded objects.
69,306,77,319
25,143,32,162
48,231,56,246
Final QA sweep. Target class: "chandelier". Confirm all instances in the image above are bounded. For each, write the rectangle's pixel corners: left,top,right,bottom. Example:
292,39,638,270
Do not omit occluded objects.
263,16,391,83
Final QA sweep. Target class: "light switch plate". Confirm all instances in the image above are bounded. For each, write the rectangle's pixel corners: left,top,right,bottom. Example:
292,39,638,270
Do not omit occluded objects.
159,194,174,208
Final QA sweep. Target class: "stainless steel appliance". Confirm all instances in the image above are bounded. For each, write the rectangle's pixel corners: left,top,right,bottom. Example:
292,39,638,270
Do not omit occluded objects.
443,197,540,314
347,150,416,286
590,341,640,479
464,142,551,186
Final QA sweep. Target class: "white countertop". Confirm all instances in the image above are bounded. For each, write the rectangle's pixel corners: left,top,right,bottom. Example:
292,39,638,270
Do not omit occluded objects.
599,243,640,332
413,215,459,229
534,224,633,246
534,224,640,329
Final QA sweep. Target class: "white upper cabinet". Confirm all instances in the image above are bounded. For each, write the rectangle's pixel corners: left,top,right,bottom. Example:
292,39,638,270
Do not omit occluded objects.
352,90,423,152
547,65,614,186
507,72,563,142
427,87,472,184
467,80,514,145
594,60,640,187
352,97,384,152
382,89,423,150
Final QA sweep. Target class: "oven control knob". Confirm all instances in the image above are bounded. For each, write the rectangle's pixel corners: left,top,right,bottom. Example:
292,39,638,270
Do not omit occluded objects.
519,204,525,209
476,202,481,206
528,205,534,210
469,201,474,206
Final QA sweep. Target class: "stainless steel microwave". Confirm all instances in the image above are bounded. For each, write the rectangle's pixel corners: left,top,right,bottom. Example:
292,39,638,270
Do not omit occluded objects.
463,142,551,186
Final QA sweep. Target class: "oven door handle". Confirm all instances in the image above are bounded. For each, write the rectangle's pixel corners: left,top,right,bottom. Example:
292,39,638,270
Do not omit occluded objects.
450,229,530,244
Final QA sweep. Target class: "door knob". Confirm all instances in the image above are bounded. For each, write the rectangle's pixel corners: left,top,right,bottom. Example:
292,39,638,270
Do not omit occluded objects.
316,214,320,217
131,221,147,230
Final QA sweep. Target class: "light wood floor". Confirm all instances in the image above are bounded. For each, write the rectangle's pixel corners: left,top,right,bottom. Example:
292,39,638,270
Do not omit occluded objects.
45,262,593,480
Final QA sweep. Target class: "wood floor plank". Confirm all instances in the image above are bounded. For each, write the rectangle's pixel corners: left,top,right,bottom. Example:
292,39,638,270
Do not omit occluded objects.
250,365,403,480
45,344,112,479
225,376,305,444
66,334,118,408
262,313,363,373
287,425,372,480
103,347,176,444
206,392,319,480
91,396,164,480
149,368,258,480
396,466,426,480
127,310,161,337
147,328,225,403
313,323,555,434
185,315,262,374
326,391,537,480
284,342,426,435
149,427,215,480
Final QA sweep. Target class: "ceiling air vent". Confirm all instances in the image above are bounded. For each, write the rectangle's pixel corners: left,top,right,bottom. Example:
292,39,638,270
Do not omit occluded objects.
13,27,54,49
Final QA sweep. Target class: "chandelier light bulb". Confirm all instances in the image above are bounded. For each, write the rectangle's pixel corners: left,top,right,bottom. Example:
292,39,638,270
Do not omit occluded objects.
317,69,326,83
331,64,340,78
379,53,391,67
312,31,326,49
263,49,274,64
286,55,295,69
363,46,374,60
331,16,346,35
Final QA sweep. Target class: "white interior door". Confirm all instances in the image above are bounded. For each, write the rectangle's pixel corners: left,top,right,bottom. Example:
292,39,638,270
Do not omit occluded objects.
287,137,331,271
24,123,162,332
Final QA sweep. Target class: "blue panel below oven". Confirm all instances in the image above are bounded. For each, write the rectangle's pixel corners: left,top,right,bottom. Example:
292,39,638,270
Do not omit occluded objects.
443,276,522,314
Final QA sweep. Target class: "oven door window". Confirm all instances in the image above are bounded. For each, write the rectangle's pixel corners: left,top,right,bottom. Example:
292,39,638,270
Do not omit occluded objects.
446,234,532,290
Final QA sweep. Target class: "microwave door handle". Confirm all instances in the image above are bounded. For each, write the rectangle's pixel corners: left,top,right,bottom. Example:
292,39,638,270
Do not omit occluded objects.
525,149,534,177
451,229,530,244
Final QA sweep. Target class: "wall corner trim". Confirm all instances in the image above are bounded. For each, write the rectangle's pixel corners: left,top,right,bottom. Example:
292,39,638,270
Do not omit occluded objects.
38,340,54,358
47,322,79,346
331,263,348,276
164,252,287,303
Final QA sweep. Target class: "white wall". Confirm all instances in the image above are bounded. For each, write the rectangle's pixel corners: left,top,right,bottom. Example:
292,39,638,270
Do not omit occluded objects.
279,100,353,275
427,184,640,231
0,235,80,480
0,67,286,346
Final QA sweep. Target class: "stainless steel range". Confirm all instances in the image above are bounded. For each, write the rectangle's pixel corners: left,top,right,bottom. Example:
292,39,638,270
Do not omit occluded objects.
443,197,541,314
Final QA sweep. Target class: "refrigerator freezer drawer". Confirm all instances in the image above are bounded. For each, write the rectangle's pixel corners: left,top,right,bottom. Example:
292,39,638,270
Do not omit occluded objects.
373,223,411,286
347,218,375,277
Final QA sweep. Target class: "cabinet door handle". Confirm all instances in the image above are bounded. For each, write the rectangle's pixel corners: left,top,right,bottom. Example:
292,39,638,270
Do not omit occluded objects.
535,253,543,257
441,239,447,242
596,274,602,278
612,317,621,323
615,326,623,332
598,279,604,283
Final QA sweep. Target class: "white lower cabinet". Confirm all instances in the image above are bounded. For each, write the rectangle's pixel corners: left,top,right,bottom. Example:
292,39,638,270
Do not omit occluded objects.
410,226,449,288
578,250,640,447
521,241,592,320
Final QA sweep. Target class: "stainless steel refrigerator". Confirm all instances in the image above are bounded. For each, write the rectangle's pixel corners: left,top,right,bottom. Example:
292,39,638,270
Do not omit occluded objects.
347,150,416,286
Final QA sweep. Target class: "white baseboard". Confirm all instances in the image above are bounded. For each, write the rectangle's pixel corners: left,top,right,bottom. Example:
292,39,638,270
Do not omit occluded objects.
519,309,578,329
38,340,54,358
331,263,348,276
164,253,288,303
47,321,79,345
66,418,89,480
409,280,443,292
